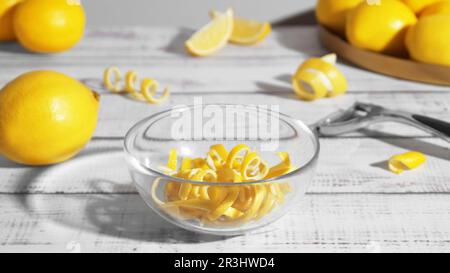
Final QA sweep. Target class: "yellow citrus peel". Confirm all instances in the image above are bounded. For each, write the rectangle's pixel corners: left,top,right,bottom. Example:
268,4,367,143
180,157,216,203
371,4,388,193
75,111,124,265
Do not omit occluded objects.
185,8,234,57
152,144,293,225
388,151,427,174
103,67,170,104
210,10,271,45
292,53,347,101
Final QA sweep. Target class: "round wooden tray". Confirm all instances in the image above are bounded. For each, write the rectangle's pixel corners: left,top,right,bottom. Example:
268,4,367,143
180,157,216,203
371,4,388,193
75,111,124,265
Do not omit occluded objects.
318,26,450,86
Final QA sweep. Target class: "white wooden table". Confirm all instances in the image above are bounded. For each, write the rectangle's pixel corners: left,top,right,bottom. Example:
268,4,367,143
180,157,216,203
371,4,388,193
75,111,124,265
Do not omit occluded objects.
0,26,449,253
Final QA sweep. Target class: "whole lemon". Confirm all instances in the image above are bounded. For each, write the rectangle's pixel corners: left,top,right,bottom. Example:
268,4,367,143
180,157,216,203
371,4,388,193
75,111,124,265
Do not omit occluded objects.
402,0,442,14
0,71,100,165
13,0,85,53
420,0,450,17
316,0,364,36
0,0,21,41
406,15,450,66
346,0,417,55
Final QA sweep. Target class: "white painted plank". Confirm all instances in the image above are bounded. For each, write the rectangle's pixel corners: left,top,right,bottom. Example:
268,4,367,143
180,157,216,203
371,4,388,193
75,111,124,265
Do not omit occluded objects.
95,92,450,138
1,194,449,253
1,137,448,194
0,27,449,92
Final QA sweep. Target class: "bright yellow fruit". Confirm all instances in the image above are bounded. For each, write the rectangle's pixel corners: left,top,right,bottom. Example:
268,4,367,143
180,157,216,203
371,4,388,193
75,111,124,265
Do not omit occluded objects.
292,54,347,101
0,71,100,166
210,10,271,45
346,0,417,55
316,0,364,36
402,0,442,14
186,8,233,56
13,0,85,53
406,15,450,66
0,0,21,41
420,0,450,17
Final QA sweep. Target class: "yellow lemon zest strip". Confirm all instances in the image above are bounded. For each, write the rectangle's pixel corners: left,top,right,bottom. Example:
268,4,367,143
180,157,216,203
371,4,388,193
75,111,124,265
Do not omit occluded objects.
225,144,250,168
181,157,192,171
210,144,229,161
125,70,146,100
103,67,123,93
388,151,427,174
241,151,262,180
152,144,294,226
167,149,178,170
208,187,240,221
241,184,267,221
141,78,170,105
292,53,347,101
266,152,292,179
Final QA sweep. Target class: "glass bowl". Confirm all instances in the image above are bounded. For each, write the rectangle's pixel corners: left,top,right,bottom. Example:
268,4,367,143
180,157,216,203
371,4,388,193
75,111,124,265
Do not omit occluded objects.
124,104,319,236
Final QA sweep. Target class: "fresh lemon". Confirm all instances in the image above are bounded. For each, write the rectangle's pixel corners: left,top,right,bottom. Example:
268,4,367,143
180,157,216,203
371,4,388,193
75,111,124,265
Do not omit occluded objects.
402,0,442,14
210,10,271,45
420,0,450,17
0,71,100,166
346,0,417,55
185,8,233,56
316,0,364,36
406,15,450,66
13,0,85,53
0,0,21,41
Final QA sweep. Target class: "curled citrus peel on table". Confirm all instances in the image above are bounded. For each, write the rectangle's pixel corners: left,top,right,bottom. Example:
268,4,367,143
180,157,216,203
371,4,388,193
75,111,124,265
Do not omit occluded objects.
292,53,347,101
103,67,170,104
151,144,293,226
185,8,272,56
388,151,427,174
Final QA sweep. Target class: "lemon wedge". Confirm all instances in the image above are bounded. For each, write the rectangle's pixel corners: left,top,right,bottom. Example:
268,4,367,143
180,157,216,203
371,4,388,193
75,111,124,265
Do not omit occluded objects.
185,8,234,57
211,10,271,45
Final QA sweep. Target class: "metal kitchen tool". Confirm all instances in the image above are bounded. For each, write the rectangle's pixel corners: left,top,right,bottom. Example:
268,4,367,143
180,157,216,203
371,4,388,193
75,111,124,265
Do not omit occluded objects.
312,102,450,143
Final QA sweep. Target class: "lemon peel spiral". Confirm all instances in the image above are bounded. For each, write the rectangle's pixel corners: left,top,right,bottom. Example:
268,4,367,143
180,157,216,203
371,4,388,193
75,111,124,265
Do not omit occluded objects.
103,67,170,104
152,144,294,226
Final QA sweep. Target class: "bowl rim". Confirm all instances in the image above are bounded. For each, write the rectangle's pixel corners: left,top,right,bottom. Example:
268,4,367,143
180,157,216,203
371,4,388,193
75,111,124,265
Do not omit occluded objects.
124,104,320,186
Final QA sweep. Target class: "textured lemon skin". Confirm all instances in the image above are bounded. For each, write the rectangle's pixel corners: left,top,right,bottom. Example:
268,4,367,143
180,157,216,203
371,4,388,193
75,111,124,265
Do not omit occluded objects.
402,0,442,14
406,15,450,66
316,0,363,36
346,0,417,55
420,0,450,17
0,71,99,166
13,0,85,53
0,0,21,41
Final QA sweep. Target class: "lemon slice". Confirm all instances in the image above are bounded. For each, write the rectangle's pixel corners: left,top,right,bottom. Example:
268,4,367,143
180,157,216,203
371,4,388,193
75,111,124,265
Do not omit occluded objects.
185,8,234,57
211,10,271,45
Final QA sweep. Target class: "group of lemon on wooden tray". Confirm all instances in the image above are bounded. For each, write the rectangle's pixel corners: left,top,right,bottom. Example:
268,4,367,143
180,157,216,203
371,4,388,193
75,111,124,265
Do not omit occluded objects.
317,0,450,66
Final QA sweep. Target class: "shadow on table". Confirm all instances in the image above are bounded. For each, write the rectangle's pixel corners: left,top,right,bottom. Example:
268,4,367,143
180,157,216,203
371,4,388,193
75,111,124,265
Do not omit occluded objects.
162,27,194,57
272,9,317,27
0,42,32,54
14,146,228,244
362,129,450,162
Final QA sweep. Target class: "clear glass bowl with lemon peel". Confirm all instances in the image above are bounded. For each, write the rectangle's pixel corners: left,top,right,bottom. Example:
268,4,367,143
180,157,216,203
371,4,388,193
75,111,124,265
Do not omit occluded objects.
124,105,319,235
